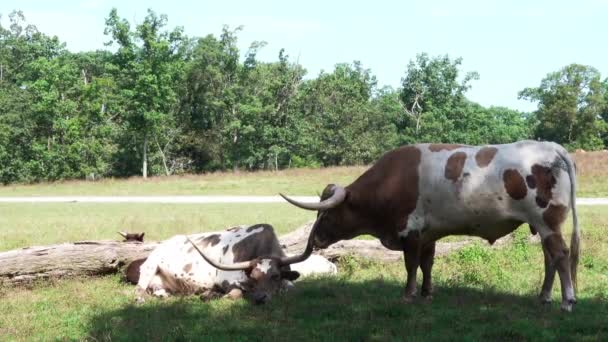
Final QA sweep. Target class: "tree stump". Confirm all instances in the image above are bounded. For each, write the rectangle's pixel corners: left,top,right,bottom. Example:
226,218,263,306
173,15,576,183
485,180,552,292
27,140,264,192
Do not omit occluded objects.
0,240,159,286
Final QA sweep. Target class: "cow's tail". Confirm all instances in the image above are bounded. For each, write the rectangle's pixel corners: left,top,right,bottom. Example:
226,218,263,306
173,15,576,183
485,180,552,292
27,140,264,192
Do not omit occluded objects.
556,147,580,292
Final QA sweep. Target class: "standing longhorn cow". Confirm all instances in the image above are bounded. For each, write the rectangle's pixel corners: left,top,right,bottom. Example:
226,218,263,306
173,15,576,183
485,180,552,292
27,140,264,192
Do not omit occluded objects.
135,223,317,304
281,141,580,311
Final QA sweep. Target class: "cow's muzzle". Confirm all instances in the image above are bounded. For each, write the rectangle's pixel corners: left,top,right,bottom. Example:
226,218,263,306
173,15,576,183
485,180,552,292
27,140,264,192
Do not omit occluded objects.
253,293,269,305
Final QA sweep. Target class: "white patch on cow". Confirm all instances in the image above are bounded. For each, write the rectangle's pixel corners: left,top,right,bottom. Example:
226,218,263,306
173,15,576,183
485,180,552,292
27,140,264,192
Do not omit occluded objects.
289,254,337,276
153,288,169,298
256,259,272,274
395,141,572,244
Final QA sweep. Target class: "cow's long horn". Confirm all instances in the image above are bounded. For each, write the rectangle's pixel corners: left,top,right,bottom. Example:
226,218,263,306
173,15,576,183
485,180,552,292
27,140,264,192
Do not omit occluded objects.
187,237,255,271
280,185,346,211
279,213,323,265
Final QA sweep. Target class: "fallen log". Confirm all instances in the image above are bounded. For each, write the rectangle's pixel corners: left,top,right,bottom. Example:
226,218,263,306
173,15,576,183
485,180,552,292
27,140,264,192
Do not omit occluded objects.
0,222,512,286
280,222,512,262
0,240,159,286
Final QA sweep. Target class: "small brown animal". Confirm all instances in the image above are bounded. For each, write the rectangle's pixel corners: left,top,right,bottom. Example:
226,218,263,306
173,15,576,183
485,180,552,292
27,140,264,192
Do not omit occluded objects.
118,231,145,242
118,232,146,284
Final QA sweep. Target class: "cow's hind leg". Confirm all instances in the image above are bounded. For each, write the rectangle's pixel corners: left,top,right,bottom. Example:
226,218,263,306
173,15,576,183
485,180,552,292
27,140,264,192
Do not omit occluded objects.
402,233,422,303
539,242,557,304
535,220,575,312
420,241,436,300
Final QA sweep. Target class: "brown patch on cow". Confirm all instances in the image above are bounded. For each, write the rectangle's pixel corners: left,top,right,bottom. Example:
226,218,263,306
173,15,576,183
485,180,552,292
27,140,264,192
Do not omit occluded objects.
503,169,527,200
222,245,229,255
530,164,556,208
345,145,422,249
543,234,569,261
429,144,465,152
125,258,146,284
525,175,536,189
183,263,193,273
231,225,283,263
201,234,221,247
543,204,568,229
536,196,548,208
189,234,222,253
475,147,498,168
445,152,467,182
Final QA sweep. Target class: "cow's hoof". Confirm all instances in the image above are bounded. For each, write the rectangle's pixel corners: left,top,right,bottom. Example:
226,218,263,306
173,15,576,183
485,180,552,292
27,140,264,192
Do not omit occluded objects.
401,294,417,304
421,295,433,303
560,300,575,313
135,296,145,305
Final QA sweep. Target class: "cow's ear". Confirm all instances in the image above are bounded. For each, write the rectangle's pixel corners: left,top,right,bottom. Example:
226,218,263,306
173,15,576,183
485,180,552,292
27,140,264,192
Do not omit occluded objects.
138,233,145,241
281,270,300,281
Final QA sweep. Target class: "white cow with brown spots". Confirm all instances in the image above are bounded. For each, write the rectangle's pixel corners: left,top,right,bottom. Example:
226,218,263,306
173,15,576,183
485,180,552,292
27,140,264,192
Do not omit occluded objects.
135,223,318,304
282,140,580,311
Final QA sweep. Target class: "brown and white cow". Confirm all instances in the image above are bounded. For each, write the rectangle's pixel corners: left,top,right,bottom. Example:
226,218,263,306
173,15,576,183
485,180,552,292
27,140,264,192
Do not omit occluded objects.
282,141,580,311
135,223,317,304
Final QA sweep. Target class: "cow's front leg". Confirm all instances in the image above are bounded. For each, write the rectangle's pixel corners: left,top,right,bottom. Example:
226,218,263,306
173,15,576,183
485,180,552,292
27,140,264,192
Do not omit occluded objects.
420,241,436,300
402,233,421,303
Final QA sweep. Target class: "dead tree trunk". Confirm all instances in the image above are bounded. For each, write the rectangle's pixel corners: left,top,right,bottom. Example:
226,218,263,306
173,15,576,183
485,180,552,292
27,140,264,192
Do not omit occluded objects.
280,222,512,262
0,241,159,286
0,222,513,286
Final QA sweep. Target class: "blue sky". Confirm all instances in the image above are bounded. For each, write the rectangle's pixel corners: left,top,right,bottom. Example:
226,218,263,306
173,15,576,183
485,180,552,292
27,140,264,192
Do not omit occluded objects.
2,0,607,112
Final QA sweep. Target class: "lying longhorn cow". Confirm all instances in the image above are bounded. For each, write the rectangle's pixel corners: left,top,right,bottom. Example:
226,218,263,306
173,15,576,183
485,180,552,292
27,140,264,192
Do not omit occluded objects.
135,223,317,304
282,141,580,311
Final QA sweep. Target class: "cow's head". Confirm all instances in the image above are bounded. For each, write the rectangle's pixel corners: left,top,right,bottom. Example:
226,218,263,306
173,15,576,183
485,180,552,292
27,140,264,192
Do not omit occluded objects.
186,225,317,304
242,258,300,304
280,184,364,249
118,232,145,242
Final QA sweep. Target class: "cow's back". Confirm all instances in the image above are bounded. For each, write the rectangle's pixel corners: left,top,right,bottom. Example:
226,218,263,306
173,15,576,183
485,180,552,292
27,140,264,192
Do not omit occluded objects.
404,141,572,241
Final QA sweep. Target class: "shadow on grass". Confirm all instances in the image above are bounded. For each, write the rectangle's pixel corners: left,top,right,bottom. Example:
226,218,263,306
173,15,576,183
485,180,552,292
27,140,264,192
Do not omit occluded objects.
87,277,608,341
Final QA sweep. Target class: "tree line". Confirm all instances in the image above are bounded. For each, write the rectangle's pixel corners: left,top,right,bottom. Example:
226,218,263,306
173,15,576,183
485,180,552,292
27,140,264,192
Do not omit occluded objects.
1,9,607,184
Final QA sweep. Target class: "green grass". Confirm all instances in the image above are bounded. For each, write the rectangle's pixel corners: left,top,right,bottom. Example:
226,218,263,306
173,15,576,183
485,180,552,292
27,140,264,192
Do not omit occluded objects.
0,164,606,197
0,166,367,197
0,203,316,251
1,205,607,340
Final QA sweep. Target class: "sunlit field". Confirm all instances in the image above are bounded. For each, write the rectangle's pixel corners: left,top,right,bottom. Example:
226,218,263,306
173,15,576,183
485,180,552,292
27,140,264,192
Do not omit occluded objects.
0,151,606,198
1,154,607,340
1,202,607,340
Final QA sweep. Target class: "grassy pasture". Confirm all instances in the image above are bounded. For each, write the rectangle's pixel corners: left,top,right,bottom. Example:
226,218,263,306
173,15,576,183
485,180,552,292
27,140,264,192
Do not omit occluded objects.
0,154,607,341
0,203,607,341
0,203,315,252
0,151,606,197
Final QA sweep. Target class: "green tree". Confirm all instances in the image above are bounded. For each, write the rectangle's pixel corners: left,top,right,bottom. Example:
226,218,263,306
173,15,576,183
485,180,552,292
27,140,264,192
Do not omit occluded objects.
519,64,607,150
104,8,187,178
400,53,479,142
293,62,397,166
